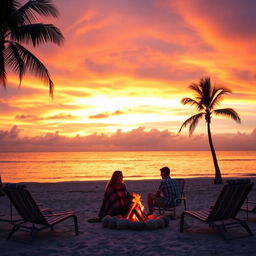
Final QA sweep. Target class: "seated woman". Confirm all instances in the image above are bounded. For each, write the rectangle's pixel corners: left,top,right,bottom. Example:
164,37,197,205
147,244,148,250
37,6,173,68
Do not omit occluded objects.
98,170,131,219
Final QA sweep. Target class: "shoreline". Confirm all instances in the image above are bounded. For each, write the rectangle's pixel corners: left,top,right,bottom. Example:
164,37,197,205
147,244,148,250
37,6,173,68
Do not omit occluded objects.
3,175,256,185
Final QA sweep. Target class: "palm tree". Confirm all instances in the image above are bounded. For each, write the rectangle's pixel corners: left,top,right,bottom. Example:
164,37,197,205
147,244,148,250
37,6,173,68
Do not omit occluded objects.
0,0,64,97
179,77,241,184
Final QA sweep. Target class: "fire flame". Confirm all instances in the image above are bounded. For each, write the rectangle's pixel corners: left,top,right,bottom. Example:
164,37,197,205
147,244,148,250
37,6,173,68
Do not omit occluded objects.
126,193,148,222
132,193,144,210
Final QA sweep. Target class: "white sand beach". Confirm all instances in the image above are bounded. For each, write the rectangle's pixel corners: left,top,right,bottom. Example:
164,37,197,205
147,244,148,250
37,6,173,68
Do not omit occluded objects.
0,178,256,256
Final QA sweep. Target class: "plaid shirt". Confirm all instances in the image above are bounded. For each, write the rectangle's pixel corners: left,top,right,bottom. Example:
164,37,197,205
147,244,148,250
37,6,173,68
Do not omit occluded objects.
98,183,131,219
158,177,180,207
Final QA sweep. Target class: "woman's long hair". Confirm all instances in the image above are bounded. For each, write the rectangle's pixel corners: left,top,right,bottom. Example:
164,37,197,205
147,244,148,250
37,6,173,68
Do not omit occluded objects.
105,170,123,190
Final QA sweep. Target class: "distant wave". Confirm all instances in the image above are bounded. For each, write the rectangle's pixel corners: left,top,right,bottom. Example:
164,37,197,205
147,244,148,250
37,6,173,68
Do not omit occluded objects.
0,160,105,163
0,159,147,164
0,161,26,163
219,159,256,162
125,175,144,178
0,160,66,163
0,160,84,163
240,173,256,177
182,174,212,177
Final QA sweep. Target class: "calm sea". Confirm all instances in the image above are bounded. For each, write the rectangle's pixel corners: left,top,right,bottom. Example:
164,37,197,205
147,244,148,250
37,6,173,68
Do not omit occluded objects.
0,151,256,183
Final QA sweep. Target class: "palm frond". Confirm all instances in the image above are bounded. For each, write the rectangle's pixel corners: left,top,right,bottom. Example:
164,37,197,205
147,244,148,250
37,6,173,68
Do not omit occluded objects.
213,108,241,123
11,42,54,97
11,23,64,47
199,77,212,107
181,97,204,111
210,87,232,109
0,47,7,88
178,112,205,135
6,42,25,87
17,0,59,24
0,1,19,23
0,0,62,96
0,0,20,32
189,83,202,97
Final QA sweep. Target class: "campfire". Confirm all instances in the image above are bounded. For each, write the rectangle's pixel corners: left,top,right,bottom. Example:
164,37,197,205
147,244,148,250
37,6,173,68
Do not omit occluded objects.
125,193,148,222
101,193,170,230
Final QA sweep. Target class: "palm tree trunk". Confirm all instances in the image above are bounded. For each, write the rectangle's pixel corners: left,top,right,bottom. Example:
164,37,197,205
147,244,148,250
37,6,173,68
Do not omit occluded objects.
207,121,223,184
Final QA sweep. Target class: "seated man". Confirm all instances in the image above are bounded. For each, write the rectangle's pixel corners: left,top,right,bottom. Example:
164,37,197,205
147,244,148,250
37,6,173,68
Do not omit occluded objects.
147,166,180,215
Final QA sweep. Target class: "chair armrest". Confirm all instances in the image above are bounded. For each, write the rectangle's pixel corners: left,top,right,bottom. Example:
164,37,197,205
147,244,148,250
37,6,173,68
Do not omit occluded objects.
40,208,52,214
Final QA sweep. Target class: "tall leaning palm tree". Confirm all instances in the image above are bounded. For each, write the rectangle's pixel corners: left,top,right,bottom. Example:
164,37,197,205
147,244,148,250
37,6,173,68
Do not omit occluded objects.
0,0,64,97
179,77,241,184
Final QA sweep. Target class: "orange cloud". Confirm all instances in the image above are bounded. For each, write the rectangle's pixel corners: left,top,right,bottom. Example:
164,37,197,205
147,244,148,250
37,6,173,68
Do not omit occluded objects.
89,113,109,119
0,126,255,152
15,114,40,122
89,110,124,119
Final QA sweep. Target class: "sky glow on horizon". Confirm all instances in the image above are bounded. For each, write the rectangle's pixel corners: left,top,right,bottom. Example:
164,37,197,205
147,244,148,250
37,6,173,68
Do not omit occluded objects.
0,0,256,151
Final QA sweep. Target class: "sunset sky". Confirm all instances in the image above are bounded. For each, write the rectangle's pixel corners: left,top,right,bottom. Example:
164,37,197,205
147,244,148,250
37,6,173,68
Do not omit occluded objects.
1,0,256,151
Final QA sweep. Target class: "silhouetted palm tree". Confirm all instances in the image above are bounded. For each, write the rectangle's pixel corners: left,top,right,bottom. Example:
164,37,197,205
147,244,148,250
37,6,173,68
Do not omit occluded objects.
0,0,64,97
179,77,241,184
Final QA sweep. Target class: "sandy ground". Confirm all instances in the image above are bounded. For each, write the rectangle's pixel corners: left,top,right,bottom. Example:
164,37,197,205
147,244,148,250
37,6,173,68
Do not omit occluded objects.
0,177,256,256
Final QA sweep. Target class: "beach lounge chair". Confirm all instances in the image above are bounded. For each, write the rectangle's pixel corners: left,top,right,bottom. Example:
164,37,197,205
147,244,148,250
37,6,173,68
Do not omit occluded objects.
154,178,187,217
4,184,79,242
180,179,254,239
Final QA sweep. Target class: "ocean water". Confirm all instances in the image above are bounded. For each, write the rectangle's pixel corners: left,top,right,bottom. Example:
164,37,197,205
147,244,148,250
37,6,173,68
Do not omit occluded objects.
0,151,256,183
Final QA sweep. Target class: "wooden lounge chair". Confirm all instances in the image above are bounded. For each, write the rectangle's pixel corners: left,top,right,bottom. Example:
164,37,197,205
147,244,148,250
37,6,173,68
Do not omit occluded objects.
4,184,79,242
180,179,254,239
154,178,187,217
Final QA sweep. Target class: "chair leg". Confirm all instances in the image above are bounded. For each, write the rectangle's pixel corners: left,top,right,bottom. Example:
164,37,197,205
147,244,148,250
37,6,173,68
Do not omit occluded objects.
73,215,79,235
240,221,253,236
6,224,20,240
180,212,186,232
215,224,228,240
246,197,249,221
29,227,39,244
184,199,187,210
